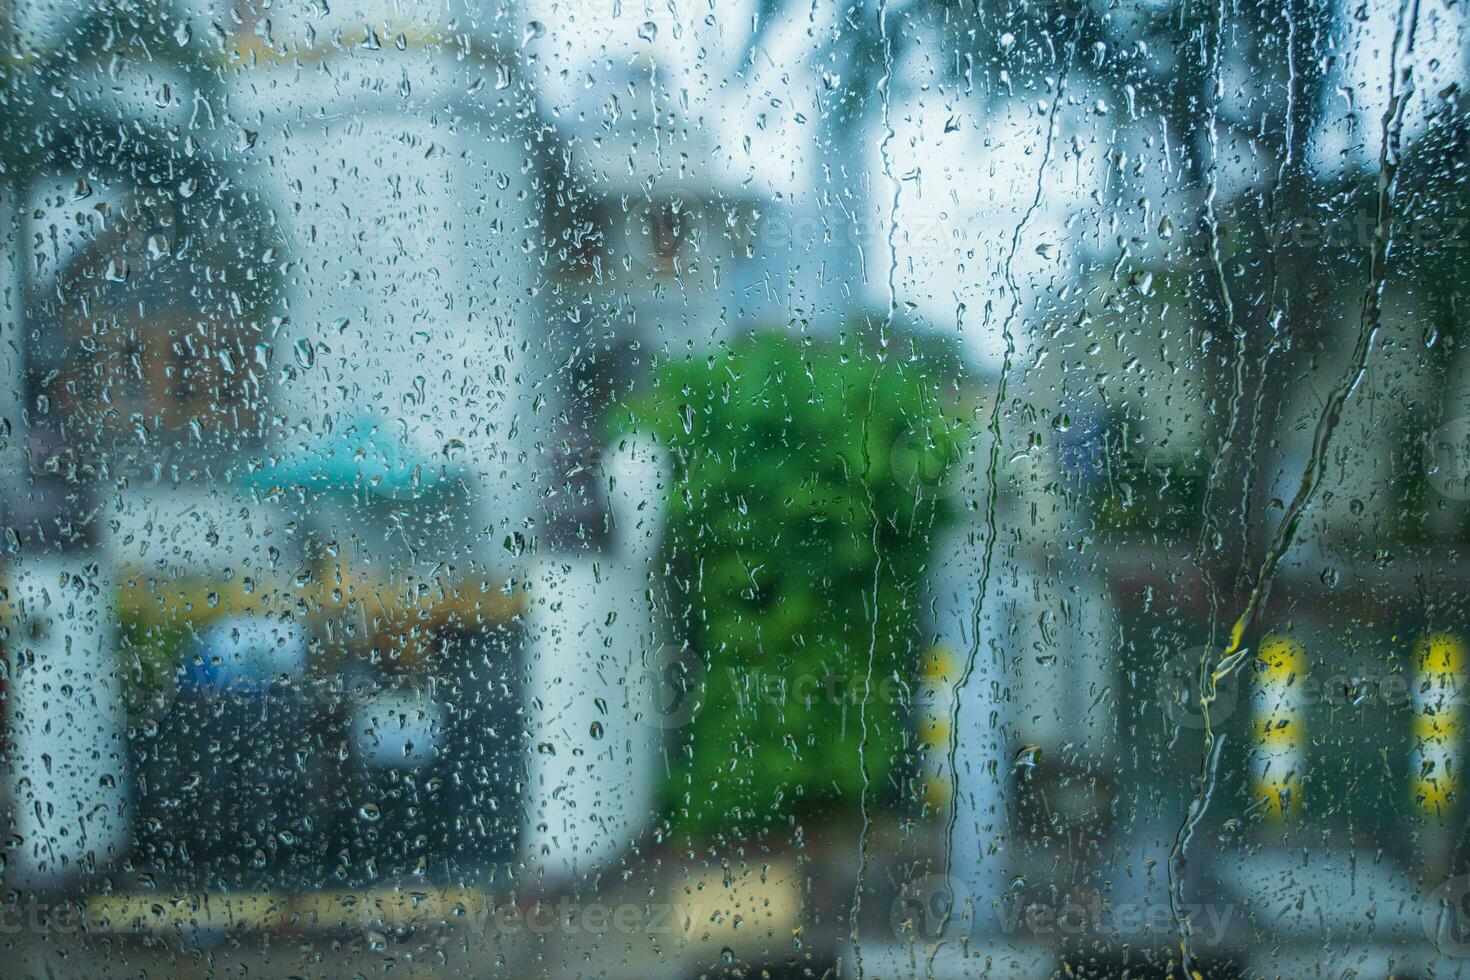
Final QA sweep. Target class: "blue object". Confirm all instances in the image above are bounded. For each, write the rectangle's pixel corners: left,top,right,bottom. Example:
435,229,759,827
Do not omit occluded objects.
178,616,308,696
239,414,459,501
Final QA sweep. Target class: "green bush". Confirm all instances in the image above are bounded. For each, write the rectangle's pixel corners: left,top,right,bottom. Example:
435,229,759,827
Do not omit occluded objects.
613,329,967,839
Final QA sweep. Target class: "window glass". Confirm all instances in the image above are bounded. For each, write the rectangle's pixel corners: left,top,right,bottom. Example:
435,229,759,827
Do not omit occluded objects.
3,1,1470,977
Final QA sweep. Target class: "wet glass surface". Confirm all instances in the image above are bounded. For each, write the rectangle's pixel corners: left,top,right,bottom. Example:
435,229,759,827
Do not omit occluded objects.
2,1,1470,977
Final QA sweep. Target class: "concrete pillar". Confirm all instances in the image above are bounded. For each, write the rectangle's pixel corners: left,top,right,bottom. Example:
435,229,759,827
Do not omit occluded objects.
1252,632,1307,820
221,7,540,576
6,557,128,886
0,177,23,508
1411,632,1465,822
521,438,666,880
930,521,1011,934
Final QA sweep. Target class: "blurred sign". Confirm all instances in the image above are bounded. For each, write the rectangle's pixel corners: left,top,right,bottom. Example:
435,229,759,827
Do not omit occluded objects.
178,616,307,696
349,687,445,769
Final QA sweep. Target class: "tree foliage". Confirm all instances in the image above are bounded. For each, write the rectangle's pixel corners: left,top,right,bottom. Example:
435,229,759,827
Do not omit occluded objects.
616,328,968,838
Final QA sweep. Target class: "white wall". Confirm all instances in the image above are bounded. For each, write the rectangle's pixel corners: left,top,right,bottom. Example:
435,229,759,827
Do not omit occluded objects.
227,37,541,575
6,557,128,886
521,438,666,880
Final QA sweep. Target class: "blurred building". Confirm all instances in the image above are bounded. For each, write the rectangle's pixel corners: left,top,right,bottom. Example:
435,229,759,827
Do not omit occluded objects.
2,0,550,888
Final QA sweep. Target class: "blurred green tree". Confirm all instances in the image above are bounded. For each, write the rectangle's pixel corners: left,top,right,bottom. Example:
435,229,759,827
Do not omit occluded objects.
615,327,969,839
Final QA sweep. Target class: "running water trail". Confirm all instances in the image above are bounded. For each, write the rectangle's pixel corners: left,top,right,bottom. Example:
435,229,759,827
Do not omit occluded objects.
1192,0,1241,650
849,1,899,975
1166,0,1422,974
934,19,1082,969
1237,4,1299,588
